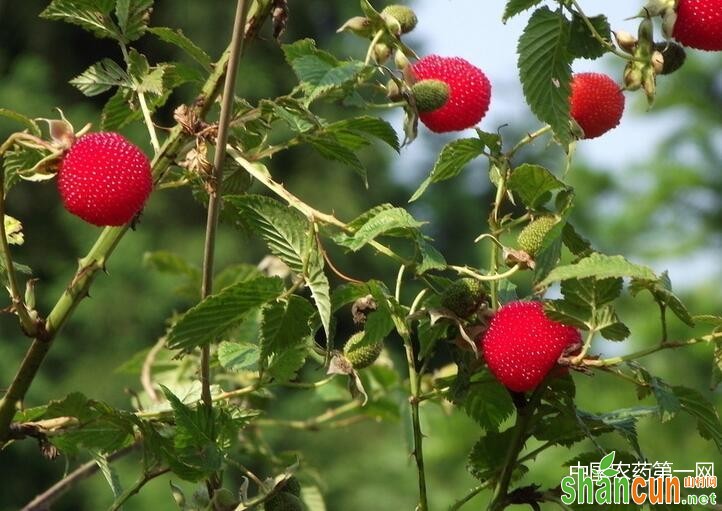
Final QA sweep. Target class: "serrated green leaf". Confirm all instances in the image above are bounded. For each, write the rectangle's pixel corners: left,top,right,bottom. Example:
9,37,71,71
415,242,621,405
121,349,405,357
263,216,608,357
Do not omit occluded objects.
261,296,314,382
562,222,593,257
635,369,680,422
0,108,41,135
226,195,331,339
333,207,424,251
92,452,123,500
538,253,656,288
149,27,212,70
304,134,367,184
301,485,326,511
672,386,722,451
569,13,611,60
217,341,260,373
282,39,366,103
100,88,138,131
417,237,447,274
214,263,262,291
467,430,527,483
3,215,23,245
40,0,120,40
503,0,544,22
462,382,515,431
327,116,399,152
409,138,486,202
532,225,564,283
69,59,130,97
518,7,573,146
166,277,284,351
629,271,695,327
116,0,153,42
508,163,566,209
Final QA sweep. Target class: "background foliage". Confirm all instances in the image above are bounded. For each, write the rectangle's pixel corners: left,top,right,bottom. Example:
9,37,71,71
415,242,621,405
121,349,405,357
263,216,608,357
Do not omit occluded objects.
0,1,720,510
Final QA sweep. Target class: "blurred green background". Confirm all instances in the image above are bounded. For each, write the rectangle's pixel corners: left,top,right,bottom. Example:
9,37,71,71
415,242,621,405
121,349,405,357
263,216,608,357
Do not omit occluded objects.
1,1,720,510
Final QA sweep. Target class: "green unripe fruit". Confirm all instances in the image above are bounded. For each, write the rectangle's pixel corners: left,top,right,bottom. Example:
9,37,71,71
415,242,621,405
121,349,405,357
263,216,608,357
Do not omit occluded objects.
381,5,418,34
517,216,558,256
652,42,686,75
264,492,304,511
343,332,383,369
411,79,450,113
280,477,302,497
440,278,487,318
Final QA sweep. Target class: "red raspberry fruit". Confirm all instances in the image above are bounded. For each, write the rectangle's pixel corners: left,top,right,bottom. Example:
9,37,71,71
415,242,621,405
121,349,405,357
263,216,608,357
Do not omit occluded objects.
411,55,491,133
58,132,152,226
479,301,581,393
569,73,625,139
672,0,722,51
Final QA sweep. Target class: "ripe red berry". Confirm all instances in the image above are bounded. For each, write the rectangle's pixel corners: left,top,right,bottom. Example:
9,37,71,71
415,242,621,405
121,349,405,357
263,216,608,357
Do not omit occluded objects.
58,132,152,226
479,301,580,392
672,0,722,51
569,73,625,140
411,55,491,133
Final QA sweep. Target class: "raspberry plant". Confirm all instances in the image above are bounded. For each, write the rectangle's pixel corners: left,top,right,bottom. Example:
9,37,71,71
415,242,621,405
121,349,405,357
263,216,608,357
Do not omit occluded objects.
1,1,721,510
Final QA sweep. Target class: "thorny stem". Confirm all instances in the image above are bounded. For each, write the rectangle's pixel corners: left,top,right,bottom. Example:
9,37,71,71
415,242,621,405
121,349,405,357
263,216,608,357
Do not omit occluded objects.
137,91,160,154
21,444,138,511
571,329,596,364
488,389,544,511
0,168,37,336
449,481,494,511
0,5,273,441
505,125,553,158
254,399,361,430
199,0,248,419
488,166,508,310
450,264,521,282
401,327,429,511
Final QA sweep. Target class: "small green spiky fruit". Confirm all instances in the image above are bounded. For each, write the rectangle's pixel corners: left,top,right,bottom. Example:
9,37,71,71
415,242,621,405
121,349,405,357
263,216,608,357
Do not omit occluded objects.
440,278,487,317
517,216,558,256
343,332,383,369
264,492,304,511
381,5,418,34
280,477,302,497
411,79,450,112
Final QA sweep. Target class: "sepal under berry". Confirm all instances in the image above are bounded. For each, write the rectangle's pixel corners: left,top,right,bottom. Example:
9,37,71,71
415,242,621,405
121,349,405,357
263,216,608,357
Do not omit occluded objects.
264,492,305,511
411,79,449,113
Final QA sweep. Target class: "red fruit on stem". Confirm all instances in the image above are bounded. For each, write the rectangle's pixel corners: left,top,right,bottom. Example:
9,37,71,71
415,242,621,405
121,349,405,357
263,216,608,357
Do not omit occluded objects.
672,0,722,51
411,55,491,133
58,132,152,226
480,301,581,392
569,73,625,139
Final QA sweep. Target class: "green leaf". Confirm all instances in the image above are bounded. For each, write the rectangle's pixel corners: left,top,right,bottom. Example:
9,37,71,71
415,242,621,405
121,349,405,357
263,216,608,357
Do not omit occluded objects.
166,277,284,351
149,27,212,70
333,207,424,251
261,296,314,382
503,0,544,22
4,215,24,246
69,59,130,97
0,108,40,135
217,341,260,373
115,0,152,41
517,7,573,146
467,430,527,483
562,222,593,257
569,13,611,60
282,39,366,103
92,452,123,500
100,88,137,131
416,237,447,274
214,263,262,291
40,0,120,39
546,277,626,336
629,271,695,327
635,368,680,422
3,144,49,191
327,116,400,152
304,133,367,184
507,163,566,209
538,253,656,288
711,344,722,391
462,381,515,431
409,138,486,202
143,251,199,279
672,386,722,451
301,486,326,511
227,195,331,339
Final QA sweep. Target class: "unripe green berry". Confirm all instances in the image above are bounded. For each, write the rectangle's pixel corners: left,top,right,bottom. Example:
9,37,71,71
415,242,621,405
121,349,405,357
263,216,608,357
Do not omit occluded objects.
517,216,558,256
264,492,304,511
381,5,418,34
440,278,487,318
411,79,450,113
343,332,383,369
